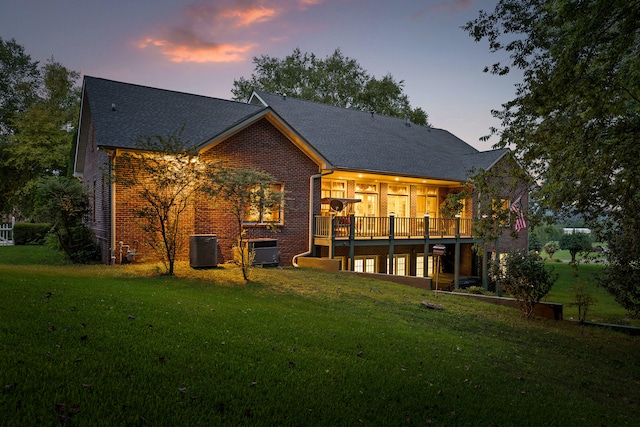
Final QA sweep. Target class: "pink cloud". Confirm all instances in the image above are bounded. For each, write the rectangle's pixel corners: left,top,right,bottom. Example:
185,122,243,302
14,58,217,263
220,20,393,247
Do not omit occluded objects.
221,5,277,26
139,1,282,63
139,37,256,63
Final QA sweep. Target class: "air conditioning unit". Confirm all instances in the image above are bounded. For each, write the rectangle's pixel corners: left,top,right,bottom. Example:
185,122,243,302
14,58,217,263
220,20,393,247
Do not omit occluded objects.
190,235,217,268
245,238,279,266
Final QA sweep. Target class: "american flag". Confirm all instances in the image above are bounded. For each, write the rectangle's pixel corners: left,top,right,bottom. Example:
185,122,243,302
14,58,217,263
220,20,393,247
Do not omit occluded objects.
510,196,527,232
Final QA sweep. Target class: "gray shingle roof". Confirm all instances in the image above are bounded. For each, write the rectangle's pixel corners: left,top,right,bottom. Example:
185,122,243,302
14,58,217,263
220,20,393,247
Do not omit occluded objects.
252,91,508,181
83,76,265,150
79,77,508,182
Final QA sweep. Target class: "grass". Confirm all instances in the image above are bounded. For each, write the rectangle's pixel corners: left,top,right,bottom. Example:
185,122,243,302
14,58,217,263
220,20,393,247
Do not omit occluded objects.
544,262,639,326
1,246,639,426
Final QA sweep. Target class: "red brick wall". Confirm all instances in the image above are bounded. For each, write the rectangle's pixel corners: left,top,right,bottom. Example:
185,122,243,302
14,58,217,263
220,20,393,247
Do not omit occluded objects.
196,118,321,265
478,155,529,255
85,117,321,266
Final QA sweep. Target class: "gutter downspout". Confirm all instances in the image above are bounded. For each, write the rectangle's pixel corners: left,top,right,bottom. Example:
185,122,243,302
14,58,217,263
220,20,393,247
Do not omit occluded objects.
292,169,334,267
110,150,117,265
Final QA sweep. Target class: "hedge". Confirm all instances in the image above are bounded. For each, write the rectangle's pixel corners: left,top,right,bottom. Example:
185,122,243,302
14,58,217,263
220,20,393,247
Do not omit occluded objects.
14,223,52,245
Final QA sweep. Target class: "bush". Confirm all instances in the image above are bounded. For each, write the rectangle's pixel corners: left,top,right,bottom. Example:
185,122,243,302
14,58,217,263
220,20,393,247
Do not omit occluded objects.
34,177,100,264
543,241,559,259
463,286,485,295
13,223,51,245
499,250,558,318
44,225,100,264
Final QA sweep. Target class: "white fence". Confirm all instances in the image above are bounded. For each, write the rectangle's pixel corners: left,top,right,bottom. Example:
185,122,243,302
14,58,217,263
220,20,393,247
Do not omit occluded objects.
0,217,15,246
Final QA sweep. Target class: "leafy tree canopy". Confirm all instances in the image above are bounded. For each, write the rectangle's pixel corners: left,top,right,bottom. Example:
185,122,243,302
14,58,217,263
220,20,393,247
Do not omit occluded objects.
464,0,640,316
0,37,40,137
0,40,80,217
559,232,592,263
232,48,429,125
464,0,639,225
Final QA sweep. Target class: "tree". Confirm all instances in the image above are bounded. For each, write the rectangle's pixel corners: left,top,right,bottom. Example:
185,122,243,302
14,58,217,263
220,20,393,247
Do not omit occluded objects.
0,37,40,136
559,232,592,264
232,48,429,125
531,223,563,246
0,51,80,218
602,231,640,318
34,176,99,263
117,129,203,276
543,241,559,260
529,236,542,253
6,60,80,217
464,0,640,316
201,166,283,282
0,37,40,214
497,249,558,318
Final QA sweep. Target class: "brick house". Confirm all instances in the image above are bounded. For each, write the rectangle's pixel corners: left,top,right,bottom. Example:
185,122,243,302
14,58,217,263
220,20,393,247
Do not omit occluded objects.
74,76,528,287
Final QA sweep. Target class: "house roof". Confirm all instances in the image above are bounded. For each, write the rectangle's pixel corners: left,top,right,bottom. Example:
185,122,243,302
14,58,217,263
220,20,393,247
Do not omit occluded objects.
80,76,265,150
251,91,508,181
76,76,509,182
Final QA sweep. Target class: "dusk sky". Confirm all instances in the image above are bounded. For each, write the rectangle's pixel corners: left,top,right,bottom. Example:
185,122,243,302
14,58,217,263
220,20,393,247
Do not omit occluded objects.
0,0,521,151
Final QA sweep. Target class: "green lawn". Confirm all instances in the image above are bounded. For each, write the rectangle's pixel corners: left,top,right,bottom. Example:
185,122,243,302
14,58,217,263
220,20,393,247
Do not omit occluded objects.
1,246,638,426
544,262,639,326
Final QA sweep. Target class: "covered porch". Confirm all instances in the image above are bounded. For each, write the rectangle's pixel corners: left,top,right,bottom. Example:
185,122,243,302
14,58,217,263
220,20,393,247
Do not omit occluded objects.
312,214,488,290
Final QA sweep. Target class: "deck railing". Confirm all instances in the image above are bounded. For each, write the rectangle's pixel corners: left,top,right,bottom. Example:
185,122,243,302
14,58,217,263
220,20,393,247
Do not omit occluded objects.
314,215,473,239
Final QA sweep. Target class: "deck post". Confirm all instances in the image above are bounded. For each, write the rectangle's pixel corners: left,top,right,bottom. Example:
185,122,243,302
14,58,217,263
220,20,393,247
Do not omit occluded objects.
454,215,461,289
388,213,395,275
482,240,488,292
495,236,500,296
329,215,336,259
348,214,355,271
423,214,430,277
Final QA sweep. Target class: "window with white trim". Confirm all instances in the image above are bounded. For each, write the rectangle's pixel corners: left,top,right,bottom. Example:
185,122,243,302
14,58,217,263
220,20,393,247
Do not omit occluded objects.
388,185,409,217
321,179,346,215
354,256,377,273
386,254,409,276
243,183,284,224
416,255,434,277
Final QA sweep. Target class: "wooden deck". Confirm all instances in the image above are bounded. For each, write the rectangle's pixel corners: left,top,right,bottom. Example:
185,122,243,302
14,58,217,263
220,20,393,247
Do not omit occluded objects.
314,215,473,241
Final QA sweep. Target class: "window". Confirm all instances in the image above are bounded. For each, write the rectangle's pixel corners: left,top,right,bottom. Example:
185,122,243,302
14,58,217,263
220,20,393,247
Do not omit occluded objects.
386,254,409,276
244,183,283,224
388,185,408,217
321,179,346,215
490,198,510,225
417,187,438,218
416,255,434,277
355,182,378,217
354,256,377,273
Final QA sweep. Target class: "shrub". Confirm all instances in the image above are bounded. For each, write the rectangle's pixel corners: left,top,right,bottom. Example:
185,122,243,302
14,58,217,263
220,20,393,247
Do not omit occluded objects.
543,241,559,259
13,223,51,245
568,281,597,322
34,177,100,264
500,249,558,318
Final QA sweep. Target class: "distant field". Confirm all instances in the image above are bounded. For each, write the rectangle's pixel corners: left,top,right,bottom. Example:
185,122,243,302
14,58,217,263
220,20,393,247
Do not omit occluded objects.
544,262,638,326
